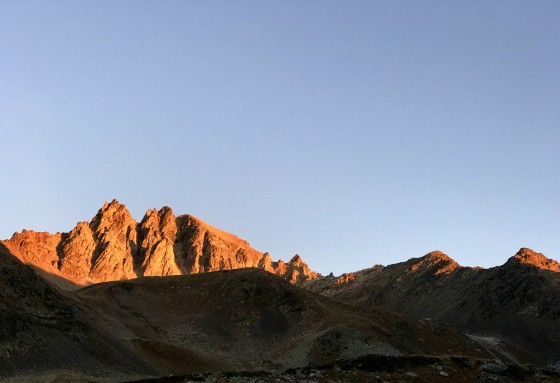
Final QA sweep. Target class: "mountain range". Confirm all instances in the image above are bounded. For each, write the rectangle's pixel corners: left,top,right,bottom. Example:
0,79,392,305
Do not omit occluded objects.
306,248,560,366
1,200,559,382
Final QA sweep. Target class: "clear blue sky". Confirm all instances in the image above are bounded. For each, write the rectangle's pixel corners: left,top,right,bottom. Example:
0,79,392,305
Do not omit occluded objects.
1,1,559,274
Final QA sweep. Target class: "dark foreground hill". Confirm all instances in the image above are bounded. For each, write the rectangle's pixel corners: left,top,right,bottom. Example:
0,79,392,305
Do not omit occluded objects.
73,268,490,374
0,243,158,379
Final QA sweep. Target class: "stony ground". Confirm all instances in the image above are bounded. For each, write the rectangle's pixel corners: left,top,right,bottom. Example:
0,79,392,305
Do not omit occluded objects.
122,367,560,383
5,357,560,382
120,356,560,383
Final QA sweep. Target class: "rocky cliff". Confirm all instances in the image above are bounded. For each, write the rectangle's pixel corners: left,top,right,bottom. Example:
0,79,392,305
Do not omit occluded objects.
1,200,319,289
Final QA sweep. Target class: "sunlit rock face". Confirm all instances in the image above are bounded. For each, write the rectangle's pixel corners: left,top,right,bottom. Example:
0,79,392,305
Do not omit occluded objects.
89,200,139,281
0,200,319,288
58,221,95,279
138,206,180,277
505,247,560,272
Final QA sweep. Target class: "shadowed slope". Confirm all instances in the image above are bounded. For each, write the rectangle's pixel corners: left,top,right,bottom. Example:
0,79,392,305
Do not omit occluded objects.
74,268,491,375
0,243,157,379
306,248,560,365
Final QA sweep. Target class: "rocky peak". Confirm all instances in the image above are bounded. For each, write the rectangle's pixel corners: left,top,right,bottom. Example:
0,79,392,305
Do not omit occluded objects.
1,200,319,288
2,230,61,270
289,254,303,266
159,205,174,219
409,250,460,275
422,250,456,263
258,252,273,271
91,199,135,232
138,206,178,276
506,248,560,272
280,254,319,285
140,206,175,232
87,199,139,281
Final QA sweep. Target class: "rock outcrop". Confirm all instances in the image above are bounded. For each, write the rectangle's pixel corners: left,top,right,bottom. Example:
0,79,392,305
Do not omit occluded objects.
138,206,179,277
0,200,319,289
505,247,560,272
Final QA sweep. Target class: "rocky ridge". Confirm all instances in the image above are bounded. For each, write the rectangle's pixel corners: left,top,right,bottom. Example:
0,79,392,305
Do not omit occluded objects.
305,248,560,365
1,200,318,289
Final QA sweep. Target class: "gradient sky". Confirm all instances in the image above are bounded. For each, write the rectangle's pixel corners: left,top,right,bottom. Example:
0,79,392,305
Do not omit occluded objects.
1,1,559,275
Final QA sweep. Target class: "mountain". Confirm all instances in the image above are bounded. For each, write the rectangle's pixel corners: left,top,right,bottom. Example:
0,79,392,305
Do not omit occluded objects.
1,243,505,382
305,248,560,366
0,200,318,289
4,201,560,380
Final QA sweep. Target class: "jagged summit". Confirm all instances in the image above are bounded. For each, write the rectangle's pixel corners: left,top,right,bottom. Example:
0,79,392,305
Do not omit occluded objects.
421,250,458,265
289,254,303,265
506,247,560,272
0,200,319,289
406,250,461,275
101,198,125,210
93,198,131,223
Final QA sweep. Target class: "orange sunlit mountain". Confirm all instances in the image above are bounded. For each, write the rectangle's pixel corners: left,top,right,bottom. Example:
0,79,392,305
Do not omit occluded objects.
1,200,318,290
